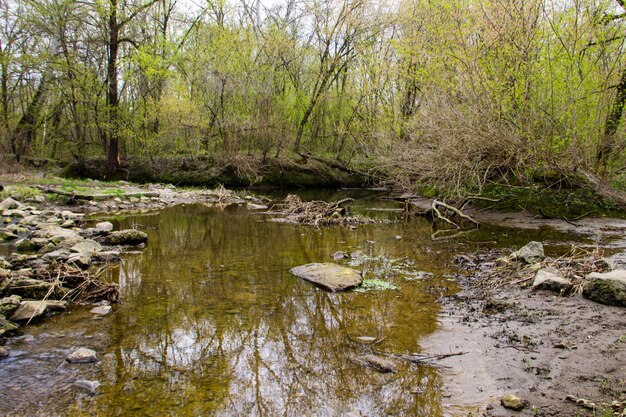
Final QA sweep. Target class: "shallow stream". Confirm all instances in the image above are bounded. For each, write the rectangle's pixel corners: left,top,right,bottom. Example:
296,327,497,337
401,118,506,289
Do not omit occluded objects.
0,190,589,416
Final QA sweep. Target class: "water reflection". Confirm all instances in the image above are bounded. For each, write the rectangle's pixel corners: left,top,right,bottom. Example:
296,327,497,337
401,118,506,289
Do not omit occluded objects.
79,204,452,416
0,199,583,416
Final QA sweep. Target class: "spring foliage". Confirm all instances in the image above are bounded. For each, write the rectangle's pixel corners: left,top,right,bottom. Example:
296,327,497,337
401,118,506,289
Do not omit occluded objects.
0,0,625,193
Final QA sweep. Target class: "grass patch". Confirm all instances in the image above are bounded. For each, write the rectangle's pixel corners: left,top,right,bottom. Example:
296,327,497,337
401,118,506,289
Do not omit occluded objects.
354,279,399,292
0,185,41,201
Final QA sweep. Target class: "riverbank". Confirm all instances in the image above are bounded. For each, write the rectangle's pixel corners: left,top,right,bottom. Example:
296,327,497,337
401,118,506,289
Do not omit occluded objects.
1,174,625,416
426,247,626,416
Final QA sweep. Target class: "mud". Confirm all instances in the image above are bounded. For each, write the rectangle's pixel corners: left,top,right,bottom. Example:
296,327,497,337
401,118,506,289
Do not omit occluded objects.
426,252,626,416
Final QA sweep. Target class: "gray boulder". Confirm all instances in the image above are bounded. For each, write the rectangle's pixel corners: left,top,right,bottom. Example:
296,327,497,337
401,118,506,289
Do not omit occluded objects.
70,240,102,255
332,251,348,261
42,249,72,262
0,295,22,316
583,270,626,307
67,254,92,269
74,379,100,394
0,315,18,336
0,198,21,211
10,300,67,322
33,226,80,241
93,251,120,263
290,263,363,292
8,278,68,299
66,348,97,363
2,209,26,218
511,241,545,264
106,229,148,245
0,230,18,241
532,267,572,293
95,221,114,232
90,305,111,316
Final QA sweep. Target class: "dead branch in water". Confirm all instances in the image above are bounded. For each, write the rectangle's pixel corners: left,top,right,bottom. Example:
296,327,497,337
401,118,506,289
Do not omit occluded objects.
432,200,480,227
372,349,466,365
269,194,380,226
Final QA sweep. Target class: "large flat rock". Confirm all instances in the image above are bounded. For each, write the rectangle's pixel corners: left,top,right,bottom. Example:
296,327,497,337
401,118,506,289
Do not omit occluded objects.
10,300,67,322
583,270,626,307
290,263,362,292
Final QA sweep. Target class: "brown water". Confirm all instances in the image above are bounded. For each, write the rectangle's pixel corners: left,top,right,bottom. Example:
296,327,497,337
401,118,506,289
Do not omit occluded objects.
0,192,586,416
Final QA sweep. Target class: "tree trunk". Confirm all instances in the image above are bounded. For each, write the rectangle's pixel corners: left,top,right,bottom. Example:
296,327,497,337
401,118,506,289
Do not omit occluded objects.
10,79,46,162
598,66,626,175
106,0,121,173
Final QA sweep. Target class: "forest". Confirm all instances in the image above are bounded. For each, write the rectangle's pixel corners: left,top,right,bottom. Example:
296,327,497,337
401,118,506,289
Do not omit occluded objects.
1,0,626,200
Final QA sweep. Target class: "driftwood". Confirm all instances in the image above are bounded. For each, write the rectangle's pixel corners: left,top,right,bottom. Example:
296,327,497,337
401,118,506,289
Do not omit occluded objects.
372,349,466,366
425,199,480,230
269,194,378,226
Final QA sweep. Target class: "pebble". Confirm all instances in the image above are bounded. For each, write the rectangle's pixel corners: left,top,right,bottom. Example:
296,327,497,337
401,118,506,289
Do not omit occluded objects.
501,394,527,411
90,305,112,316
66,348,97,363
74,379,100,395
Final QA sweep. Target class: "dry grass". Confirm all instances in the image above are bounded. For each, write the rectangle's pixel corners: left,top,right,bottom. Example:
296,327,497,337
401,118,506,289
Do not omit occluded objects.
378,93,538,197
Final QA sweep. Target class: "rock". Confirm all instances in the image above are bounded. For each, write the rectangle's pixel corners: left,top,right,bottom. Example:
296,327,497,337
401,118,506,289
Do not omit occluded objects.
33,226,81,241
511,241,545,264
583,270,626,307
74,379,100,395
93,251,120,263
0,197,21,211
0,346,8,359
246,203,268,210
66,348,97,363
500,394,527,411
2,209,26,218
0,230,18,241
70,239,102,255
10,300,67,321
0,295,22,316
0,258,11,269
90,305,111,316
0,315,18,336
9,278,68,299
42,249,72,262
67,254,92,269
356,354,396,373
532,267,572,293
61,211,83,221
290,263,363,292
14,238,36,252
60,219,75,228
350,250,365,259
106,229,148,245
95,221,114,232
332,251,348,261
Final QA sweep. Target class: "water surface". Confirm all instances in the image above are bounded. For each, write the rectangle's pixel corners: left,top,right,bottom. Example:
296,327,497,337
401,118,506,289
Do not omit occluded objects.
0,193,586,416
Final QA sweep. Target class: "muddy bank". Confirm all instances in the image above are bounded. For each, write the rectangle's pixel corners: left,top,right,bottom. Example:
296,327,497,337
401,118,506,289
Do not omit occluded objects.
426,248,626,416
63,156,369,188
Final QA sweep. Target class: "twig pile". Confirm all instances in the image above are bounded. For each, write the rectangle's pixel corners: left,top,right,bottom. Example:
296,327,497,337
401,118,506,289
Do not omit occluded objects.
547,246,611,295
13,262,120,304
270,195,378,226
